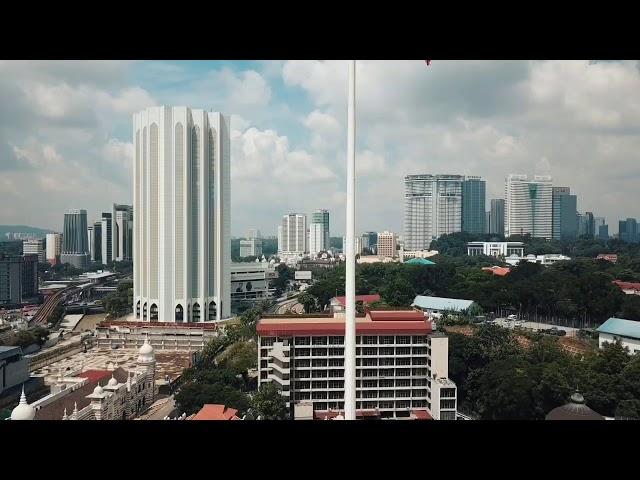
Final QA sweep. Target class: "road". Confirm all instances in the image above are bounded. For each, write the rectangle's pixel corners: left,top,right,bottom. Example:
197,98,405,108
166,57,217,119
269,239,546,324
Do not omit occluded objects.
268,294,304,314
136,396,177,420
492,318,579,336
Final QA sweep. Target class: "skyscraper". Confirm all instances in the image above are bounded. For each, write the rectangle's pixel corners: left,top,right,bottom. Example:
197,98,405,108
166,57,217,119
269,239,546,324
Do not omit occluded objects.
404,174,464,250
60,209,90,268
101,212,113,265
598,224,609,240
246,228,261,240
89,221,102,263
46,233,62,265
309,209,330,255
619,218,639,243
504,174,553,239
552,187,578,240
113,204,133,262
489,199,505,235
133,106,231,322
462,176,486,234
278,213,307,255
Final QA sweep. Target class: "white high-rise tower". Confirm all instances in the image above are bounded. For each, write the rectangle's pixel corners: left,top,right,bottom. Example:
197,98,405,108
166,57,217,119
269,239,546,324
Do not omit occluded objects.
504,174,553,239
133,106,231,323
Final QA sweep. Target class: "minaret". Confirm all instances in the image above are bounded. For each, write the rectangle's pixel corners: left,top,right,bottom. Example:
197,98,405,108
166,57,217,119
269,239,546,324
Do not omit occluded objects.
10,386,36,420
62,408,68,420
137,336,157,404
71,402,78,420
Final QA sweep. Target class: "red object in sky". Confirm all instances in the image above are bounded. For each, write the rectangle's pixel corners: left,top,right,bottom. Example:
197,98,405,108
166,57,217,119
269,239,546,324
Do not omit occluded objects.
425,60,431,65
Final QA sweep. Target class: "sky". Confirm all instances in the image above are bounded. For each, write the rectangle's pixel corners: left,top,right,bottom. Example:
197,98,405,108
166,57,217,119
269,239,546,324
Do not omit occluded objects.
0,60,639,236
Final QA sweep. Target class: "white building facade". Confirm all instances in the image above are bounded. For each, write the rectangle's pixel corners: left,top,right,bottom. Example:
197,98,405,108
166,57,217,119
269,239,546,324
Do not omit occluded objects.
278,213,307,255
257,311,457,420
133,106,231,323
113,204,134,262
505,174,553,239
467,241,525,258
23,239,45,263
404,174,464,250
45,234,62,265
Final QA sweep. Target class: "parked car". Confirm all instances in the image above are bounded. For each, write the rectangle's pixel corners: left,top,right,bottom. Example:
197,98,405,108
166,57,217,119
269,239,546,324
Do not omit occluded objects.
557,329,567,336
507,314,517,320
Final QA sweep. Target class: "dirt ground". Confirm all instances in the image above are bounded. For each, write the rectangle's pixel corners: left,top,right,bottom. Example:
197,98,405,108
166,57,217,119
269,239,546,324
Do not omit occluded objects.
73,313,107,332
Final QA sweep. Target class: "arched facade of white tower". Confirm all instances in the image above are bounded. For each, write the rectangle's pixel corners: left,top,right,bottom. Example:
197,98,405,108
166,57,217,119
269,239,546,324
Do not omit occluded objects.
133,106,231,323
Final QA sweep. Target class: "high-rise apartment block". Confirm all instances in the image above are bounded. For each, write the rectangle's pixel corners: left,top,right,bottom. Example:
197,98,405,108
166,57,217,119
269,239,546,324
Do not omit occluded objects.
504,174,553,239
46,233,62,265
133,106,231,322
60,209,90,268
0,254,38,305
309,209,330,255
278,214,307,255
404,174,464,250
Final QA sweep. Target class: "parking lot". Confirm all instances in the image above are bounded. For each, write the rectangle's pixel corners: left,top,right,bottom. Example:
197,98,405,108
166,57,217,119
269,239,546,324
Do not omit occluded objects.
491,318,579,336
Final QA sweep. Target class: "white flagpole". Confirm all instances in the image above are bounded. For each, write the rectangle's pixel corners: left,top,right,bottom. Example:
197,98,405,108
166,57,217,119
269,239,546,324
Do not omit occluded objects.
344,59,357,421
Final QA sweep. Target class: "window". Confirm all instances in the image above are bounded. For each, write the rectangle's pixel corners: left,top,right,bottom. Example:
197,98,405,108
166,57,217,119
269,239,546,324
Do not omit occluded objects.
312,348,325,357
396,347,411,355
379,347,394,356
379,379,394,388
295,359,311,368
328,369,343,378
329,336,343,345
312,337,327,345
396,368,411,377
329,380,343,389
312,391,327,400
362,336,377,345
379,401,394,409
364,358,379,367
396,336,411,344
329,348,344,356
312,359,327,368
295,381,310,390
396,379,411,388
328,391,343,400
295,337,310,346
440,411,456,420
328,358,344,367
363,380,377,388
312,381,327,389
380,336,394,345
261,338,275,347
441,399,456,409
362,347,377,356
379,368,394,377
441,388,456,398
396,358,410,366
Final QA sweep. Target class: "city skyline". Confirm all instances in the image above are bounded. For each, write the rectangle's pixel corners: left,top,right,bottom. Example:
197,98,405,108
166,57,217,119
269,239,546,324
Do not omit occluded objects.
1,61,640,236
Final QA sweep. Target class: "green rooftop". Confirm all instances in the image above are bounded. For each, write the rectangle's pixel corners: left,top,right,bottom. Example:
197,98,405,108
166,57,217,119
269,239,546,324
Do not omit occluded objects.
405,258,436,266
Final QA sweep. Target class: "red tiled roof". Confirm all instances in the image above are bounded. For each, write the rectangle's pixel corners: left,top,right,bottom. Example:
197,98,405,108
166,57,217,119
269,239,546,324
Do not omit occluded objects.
613,280,640,291
257,321,432,336
334,294,381,307
411,410,432,420
482,266,511,276
368,310,426,322
77,370,112,383
191,404,240,421
597,254,618,263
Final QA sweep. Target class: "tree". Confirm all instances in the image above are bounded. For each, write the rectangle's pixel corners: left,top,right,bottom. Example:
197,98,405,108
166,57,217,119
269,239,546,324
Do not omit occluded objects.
380,275,416,307
615,399,640,420
251,383,289,420
175,382,250,415
620,295,640,321
297,291,318,313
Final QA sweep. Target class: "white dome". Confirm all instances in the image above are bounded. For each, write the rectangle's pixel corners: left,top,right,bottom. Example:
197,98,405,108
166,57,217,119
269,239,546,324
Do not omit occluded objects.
139,339,154,356
107,376,118,387
11,387,35,421
93,384,104,395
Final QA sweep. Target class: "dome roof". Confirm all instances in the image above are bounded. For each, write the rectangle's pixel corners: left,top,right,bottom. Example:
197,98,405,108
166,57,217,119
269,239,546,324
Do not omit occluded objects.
546,392,604,421
139,338,154,356
107,375,118,387
11,387,35,421
93,384,104,395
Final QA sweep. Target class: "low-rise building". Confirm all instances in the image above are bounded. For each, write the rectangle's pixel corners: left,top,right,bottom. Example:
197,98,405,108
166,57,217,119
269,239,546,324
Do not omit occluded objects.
230,260,277,303
504,253,571,266
612,280,640,296
596,253,618,264
411,295,476,318
467,241,524,258
190,404,241,420
400,249,439,261
482,266,511,276
257,309,457,420
329,294,381,314
10,339,156,420
596,317,640,355
0,346,29,396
